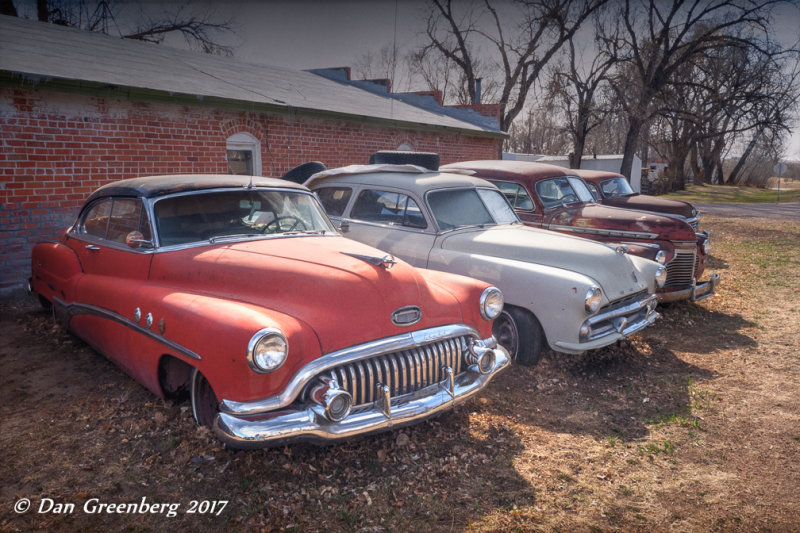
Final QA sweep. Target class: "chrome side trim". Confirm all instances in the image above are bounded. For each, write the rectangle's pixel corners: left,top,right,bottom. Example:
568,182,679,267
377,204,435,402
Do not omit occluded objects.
52,298,201,361
548,224,658,240
212,343,510,449
220,324,481,416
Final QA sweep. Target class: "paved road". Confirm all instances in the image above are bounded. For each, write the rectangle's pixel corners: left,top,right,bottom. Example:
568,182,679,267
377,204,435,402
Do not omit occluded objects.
695,201,800,220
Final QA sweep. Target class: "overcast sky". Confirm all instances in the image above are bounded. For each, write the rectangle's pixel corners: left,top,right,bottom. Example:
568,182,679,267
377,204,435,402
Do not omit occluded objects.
14,0,800,161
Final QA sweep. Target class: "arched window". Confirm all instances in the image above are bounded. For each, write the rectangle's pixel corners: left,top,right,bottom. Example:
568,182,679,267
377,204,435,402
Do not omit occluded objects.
226,132,262,176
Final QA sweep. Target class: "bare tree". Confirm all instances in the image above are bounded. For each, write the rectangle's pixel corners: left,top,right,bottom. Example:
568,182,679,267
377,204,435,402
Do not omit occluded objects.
418,0,608,131
599,0,781,179
549,27,617,167
15,0,234,55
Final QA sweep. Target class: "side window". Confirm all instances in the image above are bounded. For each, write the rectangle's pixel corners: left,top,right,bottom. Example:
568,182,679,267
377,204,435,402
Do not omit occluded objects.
81,198,112,238
351,189,427,229
79,198,151,245
316,187,353,217
585,182,601,201
535,179,565,208
491,181,534,211
107,199,150,244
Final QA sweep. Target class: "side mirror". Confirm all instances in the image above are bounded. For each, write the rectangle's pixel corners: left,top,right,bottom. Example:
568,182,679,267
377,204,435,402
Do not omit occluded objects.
126,231,153,249
338,220,350,234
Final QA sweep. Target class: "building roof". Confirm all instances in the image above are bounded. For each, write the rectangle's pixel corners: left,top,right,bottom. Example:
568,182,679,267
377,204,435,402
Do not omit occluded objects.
0,15,504,137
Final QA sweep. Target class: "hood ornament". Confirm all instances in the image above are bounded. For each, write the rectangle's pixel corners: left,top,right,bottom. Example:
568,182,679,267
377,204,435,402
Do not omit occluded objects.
342,252,397,270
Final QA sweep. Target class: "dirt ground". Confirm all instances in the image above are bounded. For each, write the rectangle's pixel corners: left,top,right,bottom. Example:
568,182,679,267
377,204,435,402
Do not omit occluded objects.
2,213,799,532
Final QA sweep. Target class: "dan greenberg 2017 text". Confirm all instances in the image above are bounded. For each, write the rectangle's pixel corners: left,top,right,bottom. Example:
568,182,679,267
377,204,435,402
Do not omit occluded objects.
31,497,228,518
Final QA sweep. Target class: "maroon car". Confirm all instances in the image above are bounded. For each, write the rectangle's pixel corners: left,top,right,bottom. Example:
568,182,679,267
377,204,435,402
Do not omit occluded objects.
575,169,702,231
442,160,719,303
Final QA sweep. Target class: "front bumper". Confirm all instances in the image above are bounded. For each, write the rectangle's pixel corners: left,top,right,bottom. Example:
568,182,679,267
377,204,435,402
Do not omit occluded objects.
213,334,510,449
658,271,720,303
554,293,659,354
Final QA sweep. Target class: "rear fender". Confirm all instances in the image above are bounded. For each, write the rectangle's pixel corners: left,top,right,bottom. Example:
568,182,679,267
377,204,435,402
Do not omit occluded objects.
31,241,82,303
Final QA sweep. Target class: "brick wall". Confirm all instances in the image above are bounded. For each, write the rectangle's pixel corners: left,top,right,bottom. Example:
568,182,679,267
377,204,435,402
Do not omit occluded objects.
0,86,500,290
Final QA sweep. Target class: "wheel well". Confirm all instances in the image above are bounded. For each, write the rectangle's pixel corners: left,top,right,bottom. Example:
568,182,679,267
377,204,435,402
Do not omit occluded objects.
158,355,194,400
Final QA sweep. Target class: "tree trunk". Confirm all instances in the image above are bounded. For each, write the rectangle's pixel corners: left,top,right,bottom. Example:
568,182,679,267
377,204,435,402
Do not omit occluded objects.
729,130,762,184
620,116,644,180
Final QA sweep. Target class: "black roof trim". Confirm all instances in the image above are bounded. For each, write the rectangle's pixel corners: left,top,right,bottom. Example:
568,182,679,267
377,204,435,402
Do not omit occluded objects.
85,174,308,202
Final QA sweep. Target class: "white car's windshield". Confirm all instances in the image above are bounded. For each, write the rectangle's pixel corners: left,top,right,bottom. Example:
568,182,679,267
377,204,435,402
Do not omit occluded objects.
427,188,519,231
599,177,635,198
154,189,335,246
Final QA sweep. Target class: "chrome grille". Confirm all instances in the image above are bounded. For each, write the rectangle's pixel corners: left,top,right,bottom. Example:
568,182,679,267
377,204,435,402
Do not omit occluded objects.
688,219,699,231
325,336,468,407
665,249,697,288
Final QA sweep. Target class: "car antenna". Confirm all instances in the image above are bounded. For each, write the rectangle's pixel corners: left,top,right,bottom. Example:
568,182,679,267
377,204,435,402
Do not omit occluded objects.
246,174,254,189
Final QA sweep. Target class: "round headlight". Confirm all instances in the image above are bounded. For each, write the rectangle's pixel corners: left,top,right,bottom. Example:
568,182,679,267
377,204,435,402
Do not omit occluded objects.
702,239,711,255
584,286,602,313
655,250,666,264
655,265,667,288
480,286,504,321
247,328,288,373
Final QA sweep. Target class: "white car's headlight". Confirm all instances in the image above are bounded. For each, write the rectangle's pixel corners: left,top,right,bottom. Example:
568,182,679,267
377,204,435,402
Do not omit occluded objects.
655,266,667,288
655,250,666,264
585,286,602,313
480,286,504,320
247,328,288,373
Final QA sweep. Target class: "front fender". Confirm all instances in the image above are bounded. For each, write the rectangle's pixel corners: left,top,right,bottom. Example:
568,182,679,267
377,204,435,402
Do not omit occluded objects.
428,248,598,352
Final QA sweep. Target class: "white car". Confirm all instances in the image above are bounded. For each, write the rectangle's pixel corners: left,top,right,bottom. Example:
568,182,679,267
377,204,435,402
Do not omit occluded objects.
306,164,666,366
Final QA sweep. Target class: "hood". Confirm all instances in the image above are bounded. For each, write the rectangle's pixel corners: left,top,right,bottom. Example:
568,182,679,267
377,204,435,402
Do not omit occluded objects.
148,236,465,354
601,194,696,218
438,225,651,301
547,204,696,241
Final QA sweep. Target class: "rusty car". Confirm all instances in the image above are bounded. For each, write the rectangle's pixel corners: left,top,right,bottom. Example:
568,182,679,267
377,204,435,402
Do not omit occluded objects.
442,160,719,303
29,174,509,448
574,168,702,231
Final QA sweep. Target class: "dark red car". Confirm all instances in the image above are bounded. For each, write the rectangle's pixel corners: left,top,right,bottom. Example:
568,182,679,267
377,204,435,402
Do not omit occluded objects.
442,160,719,303
575,169,702,231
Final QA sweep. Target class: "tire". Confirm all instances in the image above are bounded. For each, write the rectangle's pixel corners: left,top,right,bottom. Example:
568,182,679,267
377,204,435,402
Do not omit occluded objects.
369,150,440,170
280,161,327,184
190,369,219,427
492,306,544,366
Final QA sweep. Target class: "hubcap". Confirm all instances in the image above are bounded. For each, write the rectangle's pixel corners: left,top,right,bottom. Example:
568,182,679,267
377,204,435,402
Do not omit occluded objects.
492,311,519,361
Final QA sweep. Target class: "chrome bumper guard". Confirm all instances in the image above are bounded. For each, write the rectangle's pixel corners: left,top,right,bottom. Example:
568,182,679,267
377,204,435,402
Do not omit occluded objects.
658,271,720,303
555,292,659,353
213,334,510,449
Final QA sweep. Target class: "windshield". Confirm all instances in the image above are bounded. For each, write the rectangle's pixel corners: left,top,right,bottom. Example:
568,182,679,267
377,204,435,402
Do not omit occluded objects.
599,177,635,198
427,187,519,231
154,189,335,246
535,177,595,208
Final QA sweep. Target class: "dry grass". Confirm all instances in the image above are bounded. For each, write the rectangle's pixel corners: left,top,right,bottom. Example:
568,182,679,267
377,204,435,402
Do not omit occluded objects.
2,214,799,531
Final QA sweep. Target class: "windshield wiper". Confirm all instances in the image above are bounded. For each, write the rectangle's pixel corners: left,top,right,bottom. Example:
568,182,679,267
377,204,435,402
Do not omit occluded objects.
208,233,262,244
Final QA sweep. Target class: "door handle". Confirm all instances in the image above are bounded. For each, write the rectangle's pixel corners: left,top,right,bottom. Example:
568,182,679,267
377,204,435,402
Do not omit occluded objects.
85,245,100,251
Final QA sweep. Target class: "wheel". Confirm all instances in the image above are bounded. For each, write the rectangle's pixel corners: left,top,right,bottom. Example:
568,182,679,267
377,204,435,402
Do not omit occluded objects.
369,150,440,170
492,307,544,366
190,369,219,427
281,161,326,184
262,215,307,233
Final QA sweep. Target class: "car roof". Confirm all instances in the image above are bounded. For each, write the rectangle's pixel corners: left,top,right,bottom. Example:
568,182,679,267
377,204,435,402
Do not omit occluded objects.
442,160,576,181
305,164,497,197
86,174,308,202
571,169,625,181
